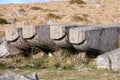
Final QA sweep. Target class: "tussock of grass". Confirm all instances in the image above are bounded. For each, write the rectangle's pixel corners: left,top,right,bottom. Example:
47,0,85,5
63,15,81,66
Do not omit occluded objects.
30,6,43,10
2,49,92,70
46,13,61,20
18,9,26,12
70,0,86,4
0,18,7,24
72,15,88,22
33,49,88,69
44,9,57,12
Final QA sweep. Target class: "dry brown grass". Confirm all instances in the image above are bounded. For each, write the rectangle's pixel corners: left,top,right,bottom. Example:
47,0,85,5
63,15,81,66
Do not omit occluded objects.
46,13,61,20
30,6,43,10
72,15,88,22
18,9,26,12
0,0,119,27
70,0,86,4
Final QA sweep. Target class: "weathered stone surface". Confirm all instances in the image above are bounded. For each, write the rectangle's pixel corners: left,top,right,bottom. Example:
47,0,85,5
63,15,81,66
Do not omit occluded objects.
0,31,5,44
50,25,66,40
69,27,102,51
0,41,22,58
0,37,5,44
50,24,85,49
3,27,30,57
9,37,30,51
5,27,22,41
22,25,36,39
0,41,11,57
22,25,59,53
96,54,111,69
96,48,120,70
0,71,38,80
69,24,120,52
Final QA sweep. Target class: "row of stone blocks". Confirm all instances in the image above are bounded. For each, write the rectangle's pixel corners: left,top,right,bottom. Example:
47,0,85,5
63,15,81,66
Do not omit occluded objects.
1,24,120,70
51,24,120,52
0,24,120,56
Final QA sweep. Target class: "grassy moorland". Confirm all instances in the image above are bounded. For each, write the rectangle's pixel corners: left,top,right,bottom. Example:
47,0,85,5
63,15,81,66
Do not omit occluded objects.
0,0,120,80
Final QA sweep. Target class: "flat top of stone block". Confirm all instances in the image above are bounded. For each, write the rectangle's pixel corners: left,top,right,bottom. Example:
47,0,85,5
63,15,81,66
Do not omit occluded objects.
50,24,87,28
70,26,101,31
22,25,37,39
86,23,120,29
5,27,21,41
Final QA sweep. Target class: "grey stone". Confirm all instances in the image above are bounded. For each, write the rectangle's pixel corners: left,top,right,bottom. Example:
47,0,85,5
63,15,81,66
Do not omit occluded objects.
0,71,38,80
96,48,120,70
46,20,59,25
22,25,36,39
7,18,16,24
0,37,5,44
96,54,111,69
69,24,120,52
50,24,86,49
3,27,31,57
5,27,22,41
0,41,11,57
16,11,28,16
22,25,59,53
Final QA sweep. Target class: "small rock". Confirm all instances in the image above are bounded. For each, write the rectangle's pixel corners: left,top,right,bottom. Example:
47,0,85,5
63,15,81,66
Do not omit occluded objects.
96,4,102,8
46,20,59,25
90,0,95,3
7,18,17,24
96,48,120,70
0,71,39,80
27,63,34,68
48,53,53,57
16,11,28,16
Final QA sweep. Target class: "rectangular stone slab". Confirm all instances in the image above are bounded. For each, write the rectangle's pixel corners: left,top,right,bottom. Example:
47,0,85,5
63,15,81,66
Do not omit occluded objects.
50,24,86,48
25,25,58,52
50,25,66,40
0,41,10,57
5,27,22,41
22,25,36,39
50,24,83,40
69,24,120,52
69,27,101,44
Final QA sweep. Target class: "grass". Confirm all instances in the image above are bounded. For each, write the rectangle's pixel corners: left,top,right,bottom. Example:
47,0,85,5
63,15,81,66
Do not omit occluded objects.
1,49,120,80
0,49,88,69
0,67,120,80
70,0,86,4
30,6,43,10
46,13,61,20
44,9,58,12
18,9,26,12
72,15,88,22
32,51,76,69
0,18,7,24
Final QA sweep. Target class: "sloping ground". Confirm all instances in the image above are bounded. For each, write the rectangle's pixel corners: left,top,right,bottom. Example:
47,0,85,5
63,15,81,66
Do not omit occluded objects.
0,0,120,29
1,68,120,80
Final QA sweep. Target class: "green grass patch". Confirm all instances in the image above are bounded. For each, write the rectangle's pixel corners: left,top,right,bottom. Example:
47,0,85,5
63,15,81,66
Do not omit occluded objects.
0,18,7,24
